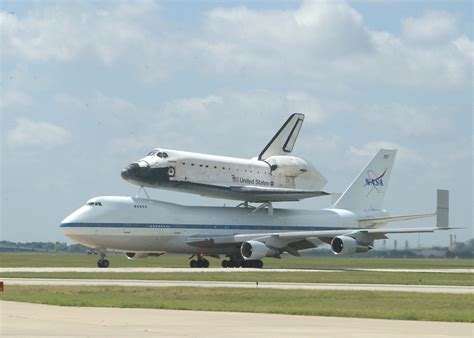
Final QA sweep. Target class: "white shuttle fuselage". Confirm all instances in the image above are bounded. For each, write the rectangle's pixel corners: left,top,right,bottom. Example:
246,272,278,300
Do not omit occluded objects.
121,114,328,202
121,150,327,202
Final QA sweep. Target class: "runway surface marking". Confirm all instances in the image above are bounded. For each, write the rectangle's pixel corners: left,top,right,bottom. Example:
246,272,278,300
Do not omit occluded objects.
0,267,471,273
1,301,472,338
2,278,473,294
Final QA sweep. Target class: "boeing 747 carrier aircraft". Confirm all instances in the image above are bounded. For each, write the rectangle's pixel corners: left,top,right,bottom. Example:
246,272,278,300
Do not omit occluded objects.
61,149,451,268
121,113,328,202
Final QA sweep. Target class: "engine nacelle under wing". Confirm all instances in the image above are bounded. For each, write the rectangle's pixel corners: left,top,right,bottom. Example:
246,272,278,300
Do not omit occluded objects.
330,236,372,255
240,240,279,260
125,252,164,260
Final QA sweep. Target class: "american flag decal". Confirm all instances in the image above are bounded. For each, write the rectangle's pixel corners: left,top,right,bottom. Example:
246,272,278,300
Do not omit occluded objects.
232,176,239,183
383,154,389,159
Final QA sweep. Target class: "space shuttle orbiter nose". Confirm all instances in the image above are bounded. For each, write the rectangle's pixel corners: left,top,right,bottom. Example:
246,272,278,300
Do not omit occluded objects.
121,163,140,180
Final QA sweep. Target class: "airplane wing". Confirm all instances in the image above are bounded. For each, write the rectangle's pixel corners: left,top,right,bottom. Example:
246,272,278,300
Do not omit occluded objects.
186,226,451,254
230,186,329,202
178,180,329,202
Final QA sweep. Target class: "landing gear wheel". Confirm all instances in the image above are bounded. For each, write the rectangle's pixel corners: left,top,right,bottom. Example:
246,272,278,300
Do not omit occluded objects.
190,259,197,268
227,260,234,268
221,260,228,268
202,259,209,268
255,260,263,269
97,259,109,268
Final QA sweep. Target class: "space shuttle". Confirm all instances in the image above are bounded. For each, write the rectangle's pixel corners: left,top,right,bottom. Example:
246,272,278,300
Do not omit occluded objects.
121,113,329,202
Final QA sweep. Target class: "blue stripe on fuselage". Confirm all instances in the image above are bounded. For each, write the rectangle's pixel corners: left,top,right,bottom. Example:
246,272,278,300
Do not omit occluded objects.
59,222,345,231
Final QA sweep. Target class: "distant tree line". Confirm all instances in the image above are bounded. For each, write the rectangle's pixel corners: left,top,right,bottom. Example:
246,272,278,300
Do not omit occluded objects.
0,241,89,253
302,238,474,259
0,239,472,258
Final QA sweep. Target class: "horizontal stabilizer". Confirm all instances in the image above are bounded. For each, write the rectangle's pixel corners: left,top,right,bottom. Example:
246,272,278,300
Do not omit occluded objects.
358,213,434,227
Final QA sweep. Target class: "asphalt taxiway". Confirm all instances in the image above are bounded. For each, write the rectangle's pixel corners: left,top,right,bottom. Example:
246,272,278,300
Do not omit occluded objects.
2,301,472,337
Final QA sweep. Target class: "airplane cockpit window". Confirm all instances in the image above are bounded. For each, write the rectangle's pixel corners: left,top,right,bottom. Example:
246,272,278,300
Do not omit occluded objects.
87,202,102,206
147,150,159,156
156,152,168,158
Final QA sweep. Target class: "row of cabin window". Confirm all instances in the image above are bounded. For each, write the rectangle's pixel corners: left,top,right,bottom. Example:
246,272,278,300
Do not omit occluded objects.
87,202,102,206
180,162,265,174
134,205,147,208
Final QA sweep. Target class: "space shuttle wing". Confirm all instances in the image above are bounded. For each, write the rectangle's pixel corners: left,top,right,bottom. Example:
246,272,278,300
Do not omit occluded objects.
230,185,329,202
258,113,304,160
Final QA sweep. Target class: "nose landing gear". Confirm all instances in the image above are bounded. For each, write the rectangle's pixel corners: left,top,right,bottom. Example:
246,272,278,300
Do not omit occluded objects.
97,251,110,268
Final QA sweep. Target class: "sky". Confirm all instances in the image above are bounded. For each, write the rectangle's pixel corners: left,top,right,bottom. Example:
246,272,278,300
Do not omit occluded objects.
1,0,472,249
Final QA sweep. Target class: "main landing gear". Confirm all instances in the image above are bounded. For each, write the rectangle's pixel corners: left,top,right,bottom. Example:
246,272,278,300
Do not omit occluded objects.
189,254,210,268
221,259,263,269
97,251,110,268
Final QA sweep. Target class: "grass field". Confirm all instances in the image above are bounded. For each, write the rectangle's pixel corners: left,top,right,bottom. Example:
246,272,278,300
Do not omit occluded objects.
1,271,472,286
1,253,472,269
1,285,473,322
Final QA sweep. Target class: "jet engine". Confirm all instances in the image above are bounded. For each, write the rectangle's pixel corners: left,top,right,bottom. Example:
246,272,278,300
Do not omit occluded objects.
240,241,279,260
125,252,164,260
330,236,372,255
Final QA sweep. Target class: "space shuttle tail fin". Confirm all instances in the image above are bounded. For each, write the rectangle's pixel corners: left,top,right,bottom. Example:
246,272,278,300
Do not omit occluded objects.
258,113,304,160
332,149,397,212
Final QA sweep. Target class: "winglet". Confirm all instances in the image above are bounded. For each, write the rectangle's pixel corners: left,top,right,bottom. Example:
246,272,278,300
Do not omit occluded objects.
437,189,449,228
258,113,304,160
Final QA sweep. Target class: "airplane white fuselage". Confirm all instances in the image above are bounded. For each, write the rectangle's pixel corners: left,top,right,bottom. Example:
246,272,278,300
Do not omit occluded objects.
60,196,387,255
121,149,327,202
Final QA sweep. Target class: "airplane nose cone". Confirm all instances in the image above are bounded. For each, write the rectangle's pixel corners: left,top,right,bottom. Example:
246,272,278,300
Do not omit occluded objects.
121,163,140,180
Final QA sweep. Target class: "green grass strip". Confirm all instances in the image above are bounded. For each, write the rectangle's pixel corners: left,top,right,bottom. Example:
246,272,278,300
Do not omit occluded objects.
1,253,472,269
1,285,473,322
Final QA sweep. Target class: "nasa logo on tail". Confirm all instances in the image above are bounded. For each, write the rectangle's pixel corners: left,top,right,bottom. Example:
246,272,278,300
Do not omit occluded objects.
364,169,387,196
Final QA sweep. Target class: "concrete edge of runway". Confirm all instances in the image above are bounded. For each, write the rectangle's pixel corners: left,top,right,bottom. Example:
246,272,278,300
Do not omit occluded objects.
1,300,473,338
0,267,472,273
2,277,473,294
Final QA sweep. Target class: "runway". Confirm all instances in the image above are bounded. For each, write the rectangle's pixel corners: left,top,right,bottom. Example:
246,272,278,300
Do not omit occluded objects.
1,301,472,337
0,267,472,273
2,277,473,294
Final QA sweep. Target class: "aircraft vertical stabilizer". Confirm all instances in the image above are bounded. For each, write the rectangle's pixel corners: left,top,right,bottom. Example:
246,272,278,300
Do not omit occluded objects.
333,149,397,212
258,113,304,160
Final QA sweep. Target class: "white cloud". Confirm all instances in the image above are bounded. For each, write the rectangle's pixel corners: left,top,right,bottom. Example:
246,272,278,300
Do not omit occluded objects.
349,141,421,164
363,103,451,137
402,11,458,44
2,1,471,88
285,93,325,124
0,1,167,80
6,118,72,148
0,90,32,111
454,35,474,60
197,0,372,75
194,2,473,88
